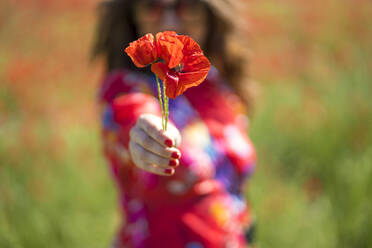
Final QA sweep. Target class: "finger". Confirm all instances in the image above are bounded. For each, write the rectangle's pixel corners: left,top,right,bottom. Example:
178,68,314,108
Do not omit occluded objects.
167,123,182,147
129,143,176,176
137,114,175,147
130,126,181,159
138,163,175,176
130,152,175,176
129,142,178,168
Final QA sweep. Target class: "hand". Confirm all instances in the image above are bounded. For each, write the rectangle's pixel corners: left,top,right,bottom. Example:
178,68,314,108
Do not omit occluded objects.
129,114,181,176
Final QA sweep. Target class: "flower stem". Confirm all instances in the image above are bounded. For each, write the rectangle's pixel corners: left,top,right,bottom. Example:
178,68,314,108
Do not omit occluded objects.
163,81,169,130
155,75,165,130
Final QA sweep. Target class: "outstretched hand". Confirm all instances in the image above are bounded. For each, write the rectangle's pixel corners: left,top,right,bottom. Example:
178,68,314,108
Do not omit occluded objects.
129,114,181,176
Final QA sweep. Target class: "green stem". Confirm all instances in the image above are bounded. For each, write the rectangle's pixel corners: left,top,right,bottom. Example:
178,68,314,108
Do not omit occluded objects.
155,75,165,130
166,95,169,130
163,82,169,130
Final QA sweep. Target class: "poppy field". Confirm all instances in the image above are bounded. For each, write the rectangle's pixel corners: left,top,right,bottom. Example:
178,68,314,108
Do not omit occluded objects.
1,0,371,247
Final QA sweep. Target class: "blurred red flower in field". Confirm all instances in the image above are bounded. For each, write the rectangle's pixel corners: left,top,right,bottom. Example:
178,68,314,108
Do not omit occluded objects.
6,58,39,84
125,31,210,98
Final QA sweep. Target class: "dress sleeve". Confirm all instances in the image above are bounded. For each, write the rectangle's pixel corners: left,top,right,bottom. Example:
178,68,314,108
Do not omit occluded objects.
100,70,161,146
99,70,161,185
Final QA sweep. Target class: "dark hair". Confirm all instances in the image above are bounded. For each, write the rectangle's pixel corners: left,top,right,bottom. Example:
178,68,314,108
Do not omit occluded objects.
92,0,257,113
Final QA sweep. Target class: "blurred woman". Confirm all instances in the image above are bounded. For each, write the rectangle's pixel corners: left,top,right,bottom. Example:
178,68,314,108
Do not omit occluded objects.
93,0,257,247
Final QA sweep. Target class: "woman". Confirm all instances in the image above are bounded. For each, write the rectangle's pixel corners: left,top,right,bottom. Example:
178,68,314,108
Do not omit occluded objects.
93,0,257,247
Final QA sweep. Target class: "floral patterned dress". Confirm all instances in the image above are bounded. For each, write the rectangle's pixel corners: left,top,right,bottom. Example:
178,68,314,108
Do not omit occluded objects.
99,67,256,248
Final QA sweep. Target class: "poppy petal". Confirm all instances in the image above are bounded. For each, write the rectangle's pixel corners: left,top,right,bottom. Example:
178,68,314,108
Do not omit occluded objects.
178,53,210,93
177,35,204,57
174,71,207,97
164,70,180,99
156,31,184,69
125,34,158,68
182,54,211,76
150,62,168,82
177,35,211,90
179,69,209,87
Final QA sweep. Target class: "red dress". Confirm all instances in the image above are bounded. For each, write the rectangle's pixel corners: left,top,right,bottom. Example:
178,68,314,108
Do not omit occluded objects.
99,67,256,248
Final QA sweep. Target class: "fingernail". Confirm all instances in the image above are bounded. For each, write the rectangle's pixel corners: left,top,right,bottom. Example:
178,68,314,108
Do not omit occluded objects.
165,168,174,174
165,139,173,147
171,152,180,159
169,160,178,167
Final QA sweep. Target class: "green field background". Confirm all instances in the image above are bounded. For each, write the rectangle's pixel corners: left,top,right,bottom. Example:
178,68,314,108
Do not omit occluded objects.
1,0,371,247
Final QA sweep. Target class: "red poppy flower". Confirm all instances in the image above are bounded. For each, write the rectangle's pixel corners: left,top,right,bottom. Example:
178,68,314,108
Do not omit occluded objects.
151,33,210,98
125,34,158,68
124,31,211,98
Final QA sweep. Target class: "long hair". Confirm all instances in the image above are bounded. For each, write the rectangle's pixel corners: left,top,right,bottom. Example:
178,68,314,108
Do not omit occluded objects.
92,0,256,113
